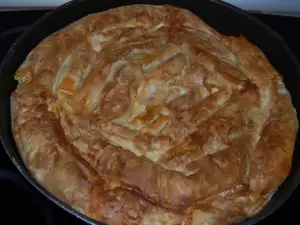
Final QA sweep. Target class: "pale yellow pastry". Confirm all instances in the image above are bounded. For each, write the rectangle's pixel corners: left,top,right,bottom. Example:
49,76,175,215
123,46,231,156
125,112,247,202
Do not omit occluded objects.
11,4,298,225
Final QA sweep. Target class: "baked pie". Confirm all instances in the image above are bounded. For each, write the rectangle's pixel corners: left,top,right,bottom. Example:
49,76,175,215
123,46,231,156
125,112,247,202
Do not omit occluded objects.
11,5,298,225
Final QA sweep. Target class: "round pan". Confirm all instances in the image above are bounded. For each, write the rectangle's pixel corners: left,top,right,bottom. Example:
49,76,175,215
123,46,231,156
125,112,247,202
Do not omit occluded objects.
1,0,300,224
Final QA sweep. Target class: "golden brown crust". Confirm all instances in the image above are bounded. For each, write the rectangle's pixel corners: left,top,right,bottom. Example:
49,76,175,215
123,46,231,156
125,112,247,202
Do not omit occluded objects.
11,4,298,225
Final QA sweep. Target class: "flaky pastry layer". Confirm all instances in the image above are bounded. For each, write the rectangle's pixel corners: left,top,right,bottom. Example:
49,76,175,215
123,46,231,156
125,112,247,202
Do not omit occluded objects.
11,4,298,225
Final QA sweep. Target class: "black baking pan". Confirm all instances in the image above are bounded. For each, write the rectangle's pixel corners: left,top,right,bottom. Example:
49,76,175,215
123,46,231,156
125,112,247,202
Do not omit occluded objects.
1,0,300,224
0,170,53,225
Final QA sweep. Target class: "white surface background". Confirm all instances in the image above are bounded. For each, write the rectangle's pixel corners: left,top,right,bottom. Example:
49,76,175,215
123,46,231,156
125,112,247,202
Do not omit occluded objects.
0,0,300,13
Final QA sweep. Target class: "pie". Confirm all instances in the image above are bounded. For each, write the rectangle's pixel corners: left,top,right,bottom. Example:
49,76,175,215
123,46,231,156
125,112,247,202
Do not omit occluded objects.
11,4,298,225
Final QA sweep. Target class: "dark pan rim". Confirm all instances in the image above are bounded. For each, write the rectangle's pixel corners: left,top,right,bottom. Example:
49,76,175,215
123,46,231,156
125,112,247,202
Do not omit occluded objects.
0,169,54,225
1,0,300,225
